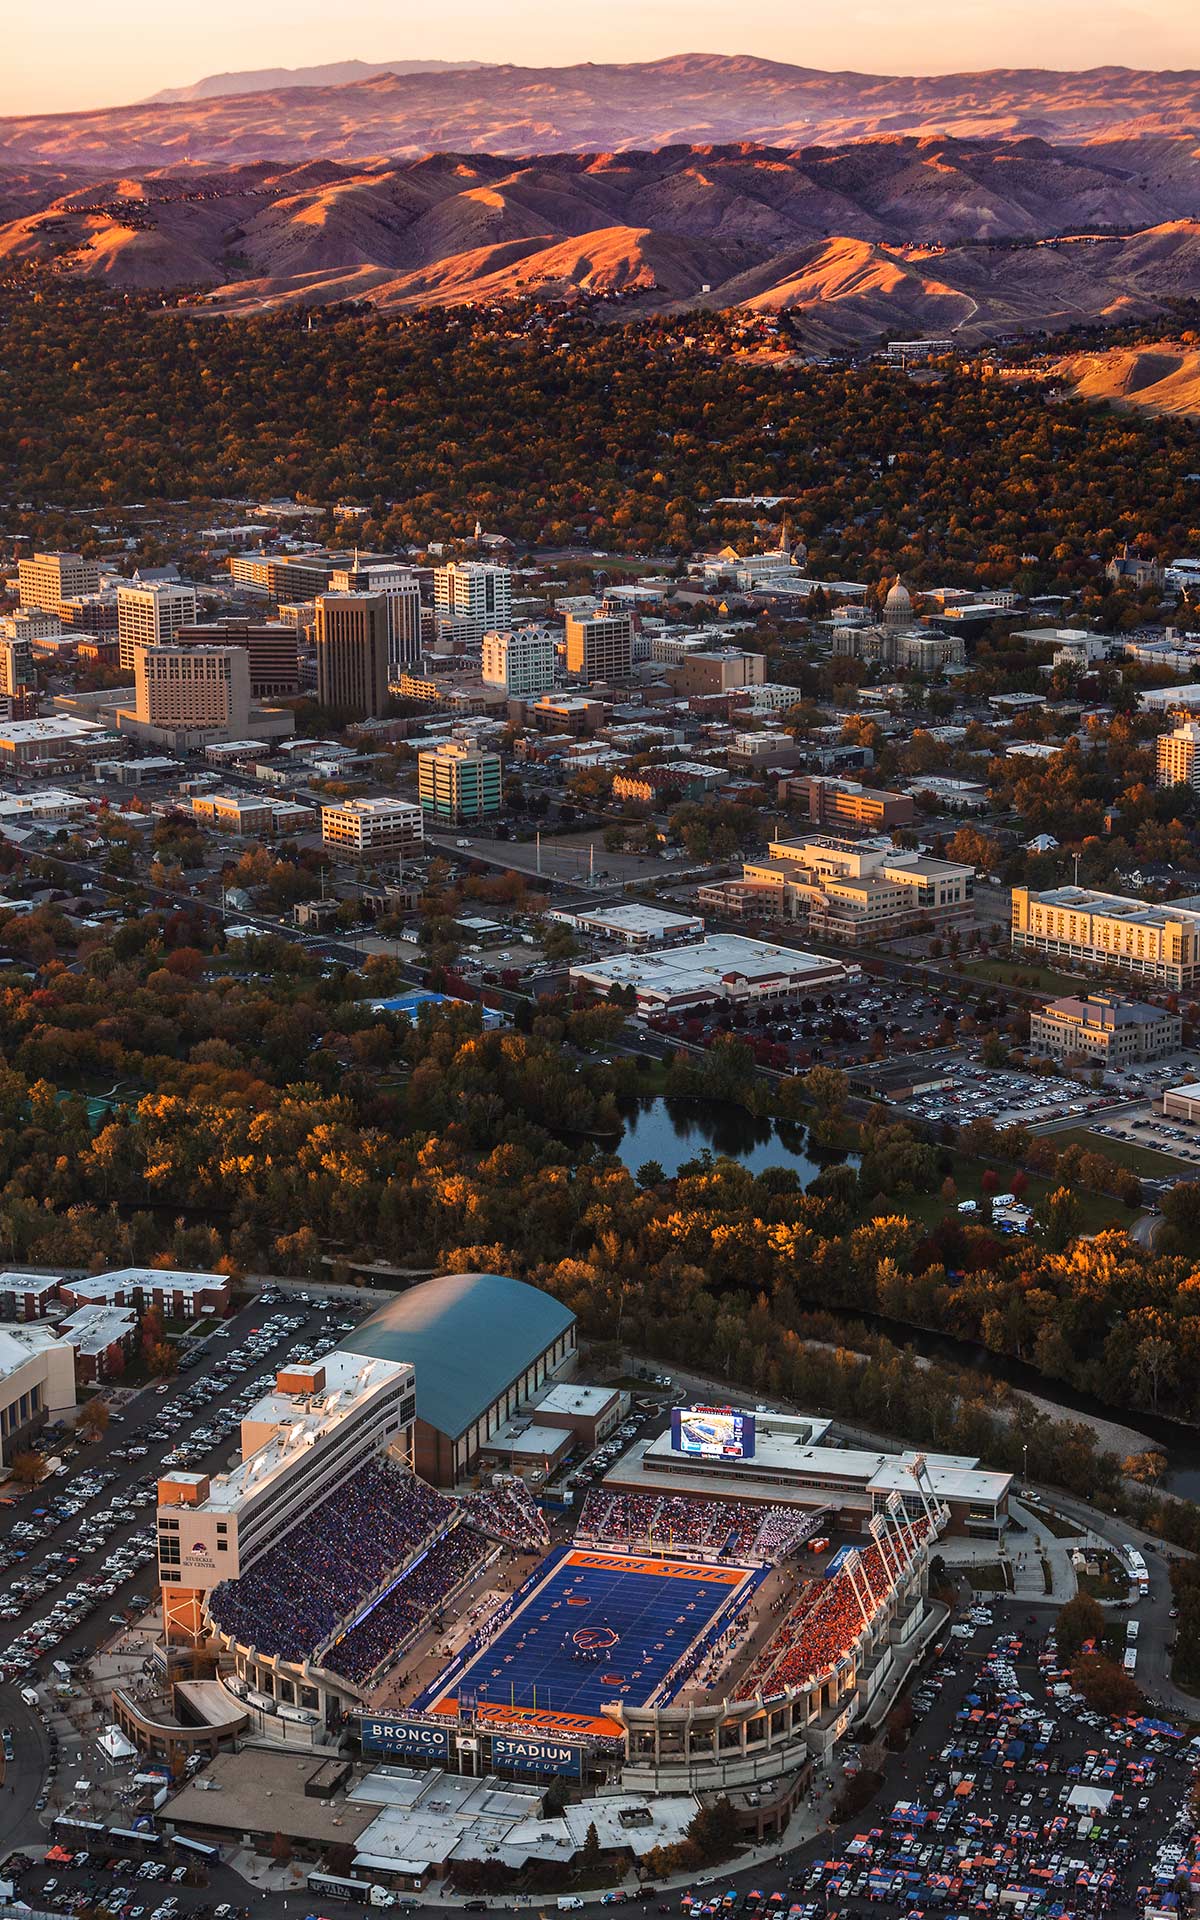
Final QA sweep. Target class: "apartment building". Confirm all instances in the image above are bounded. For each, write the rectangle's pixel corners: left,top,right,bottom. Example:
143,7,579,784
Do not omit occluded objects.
177,620,300,699
330,564,422,672
17,551,101,613
321,797,425,862
417,739,503,822
434,561,512,644
481,627,557,696
565,609,633,683
707,835,973,944
117,580,198,673
1029,993,1183,1065
314,593,390,717
1011,885,1200,989
1157,719,1200,790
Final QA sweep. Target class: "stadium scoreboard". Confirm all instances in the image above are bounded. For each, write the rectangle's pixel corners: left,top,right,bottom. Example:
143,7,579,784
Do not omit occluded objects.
670,1405,756,1461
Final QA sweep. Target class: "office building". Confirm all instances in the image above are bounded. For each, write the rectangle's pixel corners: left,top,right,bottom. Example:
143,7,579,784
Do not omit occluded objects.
1029,993,1183,1066
418,739,503,822
17,551,101,613
434,561,512,644
788,776,916,832
0,609,62,644
1012,885,1200,990
0,1324,76,1467
704,836,973,944
117,580,198,673
130,643,251,746
177,620,299,699
481,627,556,696
321,797,424,862
190,793,278,837
0,633,37,719
315,594,389,717
565,609,633,683
666,649,766,697
330,564,422,672
228,552,343,599
1157,719,1200,790
56,592,119,636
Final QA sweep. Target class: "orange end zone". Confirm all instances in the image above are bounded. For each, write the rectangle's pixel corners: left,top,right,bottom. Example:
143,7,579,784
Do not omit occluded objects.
563,1549,747,1587
430,1698,624,1739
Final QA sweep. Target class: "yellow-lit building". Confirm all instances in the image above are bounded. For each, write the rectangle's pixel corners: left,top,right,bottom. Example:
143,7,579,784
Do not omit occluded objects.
1011,885,1200,990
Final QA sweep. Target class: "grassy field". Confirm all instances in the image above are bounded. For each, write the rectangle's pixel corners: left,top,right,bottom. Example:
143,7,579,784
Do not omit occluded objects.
963,956,1091,997
860,1151,1134,1239
969,1563,1013,1592
1049,1126,1191,1178
1077,1553,1132,1602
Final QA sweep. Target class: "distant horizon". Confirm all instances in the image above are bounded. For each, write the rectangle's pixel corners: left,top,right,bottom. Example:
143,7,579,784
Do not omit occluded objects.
6,0,1200,119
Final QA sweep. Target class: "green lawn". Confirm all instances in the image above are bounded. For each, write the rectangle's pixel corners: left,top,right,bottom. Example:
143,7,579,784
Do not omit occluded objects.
963,956,1091,997
1077,1553,1132,1602
969,1563,1012,1591
1050,1126,1191,1177
859,1151,1133,1238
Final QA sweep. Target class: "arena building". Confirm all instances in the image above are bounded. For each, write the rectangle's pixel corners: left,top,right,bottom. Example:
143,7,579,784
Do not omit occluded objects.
340,1273,578,1484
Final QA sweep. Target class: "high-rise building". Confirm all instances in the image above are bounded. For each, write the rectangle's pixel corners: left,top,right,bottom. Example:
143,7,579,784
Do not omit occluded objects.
176,620,299,699
1012,884,1200,989
434,561,512,644
0,633,37,720
481,626,557,696
314,593,389,717
417,739,503,822
17,552,101,613
321,797,425,863
116,580,198,673
132,643,251,742
565,609,633,683
0,609,63,643
1157,719,1200,789
329,565,422,673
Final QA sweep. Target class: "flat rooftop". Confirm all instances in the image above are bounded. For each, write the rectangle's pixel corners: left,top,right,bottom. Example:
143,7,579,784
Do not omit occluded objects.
167,1749,376,1845
198,1349,411,1513
571,933,846,994
351,1768,542,1877
535,1382,620,1418
1026,884,1200,929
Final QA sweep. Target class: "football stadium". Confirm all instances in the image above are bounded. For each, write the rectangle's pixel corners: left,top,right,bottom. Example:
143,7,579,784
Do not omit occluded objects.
147,1275,1005,1794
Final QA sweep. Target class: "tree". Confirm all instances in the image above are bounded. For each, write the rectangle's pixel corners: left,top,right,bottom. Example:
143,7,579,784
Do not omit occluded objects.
1055,1592,1104,1663
8,1450,47,1489
1071,1651,1141,1717
77,1398,110,1442
636,1161,666,1189
580,1822,601,1868
686,1797,741,1865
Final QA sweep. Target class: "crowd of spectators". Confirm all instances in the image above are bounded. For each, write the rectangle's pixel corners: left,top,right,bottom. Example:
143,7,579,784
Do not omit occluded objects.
208,1460,455,1661
323,1525,486,1687
464,1479,549,1552
735,1520,931,1701
579,1490,824,1564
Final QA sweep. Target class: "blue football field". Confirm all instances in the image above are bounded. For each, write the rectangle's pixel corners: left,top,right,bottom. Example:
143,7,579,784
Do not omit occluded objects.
422,1547,759,1723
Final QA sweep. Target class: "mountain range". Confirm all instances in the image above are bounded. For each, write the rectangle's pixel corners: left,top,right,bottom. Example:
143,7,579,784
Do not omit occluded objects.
3,57,1200,171
143,60,484,106
4,137,1200,343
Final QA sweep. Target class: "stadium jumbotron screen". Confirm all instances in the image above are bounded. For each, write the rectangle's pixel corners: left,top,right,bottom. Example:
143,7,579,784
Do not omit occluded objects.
670,1406,756,1460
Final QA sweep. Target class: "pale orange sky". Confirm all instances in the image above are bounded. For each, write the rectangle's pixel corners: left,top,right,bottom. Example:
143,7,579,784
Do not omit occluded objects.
5,0,1199,116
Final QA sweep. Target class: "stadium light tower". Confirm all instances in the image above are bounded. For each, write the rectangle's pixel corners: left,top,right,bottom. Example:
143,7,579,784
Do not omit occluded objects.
886,1489,917,1570
905,1453,939,1535
869,1512,902,1586
841,1548,874,1632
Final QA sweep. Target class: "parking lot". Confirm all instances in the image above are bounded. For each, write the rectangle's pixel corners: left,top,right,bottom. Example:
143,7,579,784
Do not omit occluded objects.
901,1059,1104,1130
8,1594,1200,1920
0,1288,370,1833
646,979,954,1068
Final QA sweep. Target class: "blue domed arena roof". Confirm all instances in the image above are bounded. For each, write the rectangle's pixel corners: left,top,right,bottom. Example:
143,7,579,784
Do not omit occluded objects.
340,1272,575,1440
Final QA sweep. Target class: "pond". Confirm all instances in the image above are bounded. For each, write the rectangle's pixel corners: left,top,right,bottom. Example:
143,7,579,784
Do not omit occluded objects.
614,1095,857,1184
